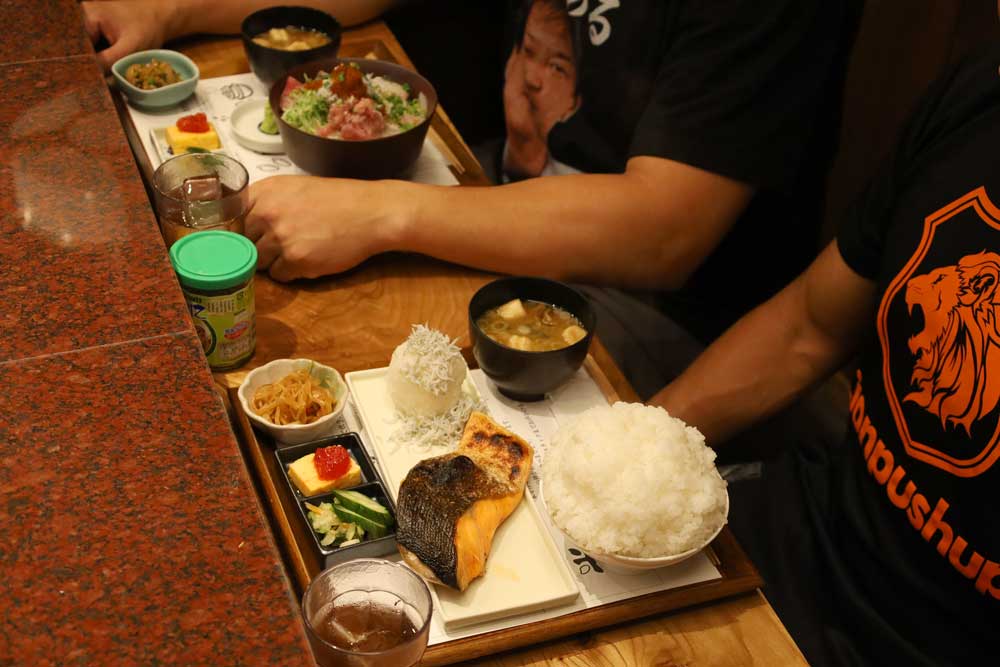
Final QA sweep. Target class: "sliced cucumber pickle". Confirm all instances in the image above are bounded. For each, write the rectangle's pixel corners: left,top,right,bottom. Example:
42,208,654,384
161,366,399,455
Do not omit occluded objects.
331,489,394,527
332,504,390,539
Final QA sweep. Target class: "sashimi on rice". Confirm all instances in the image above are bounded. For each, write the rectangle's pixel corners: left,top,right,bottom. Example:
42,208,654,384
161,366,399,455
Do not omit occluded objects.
279,62,428,141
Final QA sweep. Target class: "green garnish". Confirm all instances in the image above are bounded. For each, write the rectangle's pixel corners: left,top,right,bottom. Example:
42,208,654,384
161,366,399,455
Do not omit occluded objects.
259,104,279,135
280,86,330,135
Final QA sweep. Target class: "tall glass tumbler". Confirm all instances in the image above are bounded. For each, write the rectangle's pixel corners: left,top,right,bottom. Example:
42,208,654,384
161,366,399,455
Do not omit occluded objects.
301,559,433,667
151,152,249,248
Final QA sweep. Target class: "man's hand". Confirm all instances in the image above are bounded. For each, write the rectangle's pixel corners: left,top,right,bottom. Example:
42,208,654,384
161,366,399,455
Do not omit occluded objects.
503,47,537,142
503,47,548,177
82,1,171,71
244,175,403,282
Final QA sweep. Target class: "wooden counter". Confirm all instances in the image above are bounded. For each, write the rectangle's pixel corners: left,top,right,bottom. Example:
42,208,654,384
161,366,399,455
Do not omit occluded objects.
179,21,807,667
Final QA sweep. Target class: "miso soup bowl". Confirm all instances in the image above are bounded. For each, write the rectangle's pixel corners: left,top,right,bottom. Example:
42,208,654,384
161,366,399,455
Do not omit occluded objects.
241,6,342,88
268,57,437,179
469,277,596,402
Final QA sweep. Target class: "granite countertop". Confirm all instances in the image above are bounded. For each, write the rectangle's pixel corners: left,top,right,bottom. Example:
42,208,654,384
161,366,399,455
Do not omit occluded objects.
0,1,312,663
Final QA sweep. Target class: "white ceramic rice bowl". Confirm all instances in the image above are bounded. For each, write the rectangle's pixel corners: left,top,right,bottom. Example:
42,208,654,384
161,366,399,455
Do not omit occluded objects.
539,402,729,574
237,358,348,445
540,479,728,574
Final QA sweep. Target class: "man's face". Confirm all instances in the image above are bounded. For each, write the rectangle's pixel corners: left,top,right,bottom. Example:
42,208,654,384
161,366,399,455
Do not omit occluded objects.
519,1,579,135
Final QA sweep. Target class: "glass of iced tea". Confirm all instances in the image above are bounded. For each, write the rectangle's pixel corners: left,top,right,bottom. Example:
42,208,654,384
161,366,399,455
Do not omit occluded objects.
151,153,249,248
301,559,433,667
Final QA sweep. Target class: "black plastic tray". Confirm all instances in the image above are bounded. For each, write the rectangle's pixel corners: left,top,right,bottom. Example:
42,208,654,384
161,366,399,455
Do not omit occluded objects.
274,432,397,567
275,432,379,500
295,481,398,568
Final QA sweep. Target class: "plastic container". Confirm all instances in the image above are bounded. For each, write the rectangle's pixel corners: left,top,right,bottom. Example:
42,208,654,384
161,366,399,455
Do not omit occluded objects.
169,231,257,371
277,433,399,568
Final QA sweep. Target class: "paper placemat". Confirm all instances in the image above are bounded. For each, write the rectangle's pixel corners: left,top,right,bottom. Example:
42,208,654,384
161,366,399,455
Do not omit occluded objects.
336,367,722,646
121,72,459,186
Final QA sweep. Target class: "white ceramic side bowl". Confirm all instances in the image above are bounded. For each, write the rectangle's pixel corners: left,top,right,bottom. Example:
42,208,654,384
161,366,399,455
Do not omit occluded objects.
237,358,349,446
540,480,729,575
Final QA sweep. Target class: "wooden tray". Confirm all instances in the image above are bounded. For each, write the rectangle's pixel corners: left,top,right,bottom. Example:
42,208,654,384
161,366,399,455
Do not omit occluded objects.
111,37,490,189
228,354,763,666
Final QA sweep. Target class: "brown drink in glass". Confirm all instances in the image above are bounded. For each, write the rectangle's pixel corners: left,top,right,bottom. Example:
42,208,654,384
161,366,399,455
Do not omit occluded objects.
302,559,433,667
152,153,249,248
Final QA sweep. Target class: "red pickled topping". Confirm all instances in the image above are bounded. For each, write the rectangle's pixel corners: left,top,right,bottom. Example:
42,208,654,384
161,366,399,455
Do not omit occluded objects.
314,445,351,480
176,112,210,133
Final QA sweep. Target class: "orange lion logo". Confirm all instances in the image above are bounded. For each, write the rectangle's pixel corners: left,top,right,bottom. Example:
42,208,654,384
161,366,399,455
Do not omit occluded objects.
903,251,1000,435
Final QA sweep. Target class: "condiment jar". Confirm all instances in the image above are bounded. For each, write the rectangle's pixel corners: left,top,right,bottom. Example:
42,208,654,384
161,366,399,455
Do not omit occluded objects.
169,230,257,371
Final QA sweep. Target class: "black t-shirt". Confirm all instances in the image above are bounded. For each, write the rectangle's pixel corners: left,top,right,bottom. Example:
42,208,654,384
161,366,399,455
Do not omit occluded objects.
829,44,1000,664
501,0,854,341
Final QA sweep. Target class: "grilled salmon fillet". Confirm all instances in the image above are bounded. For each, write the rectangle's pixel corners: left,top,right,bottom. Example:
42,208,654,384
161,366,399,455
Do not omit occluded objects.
396,411,533,591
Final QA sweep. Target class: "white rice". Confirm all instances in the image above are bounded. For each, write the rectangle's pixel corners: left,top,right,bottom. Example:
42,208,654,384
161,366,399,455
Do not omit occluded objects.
542,402,727,558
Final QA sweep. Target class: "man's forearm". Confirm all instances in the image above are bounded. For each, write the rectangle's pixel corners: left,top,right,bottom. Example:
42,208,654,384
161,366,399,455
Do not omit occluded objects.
385,157,753,290
165,0,397,40
649,243,875,445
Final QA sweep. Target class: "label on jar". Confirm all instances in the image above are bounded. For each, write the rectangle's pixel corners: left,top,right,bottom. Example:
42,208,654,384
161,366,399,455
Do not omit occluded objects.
181,280,255,370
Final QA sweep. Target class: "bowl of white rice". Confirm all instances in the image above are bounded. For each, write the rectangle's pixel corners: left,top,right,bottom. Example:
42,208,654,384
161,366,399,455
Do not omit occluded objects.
541,402,728,573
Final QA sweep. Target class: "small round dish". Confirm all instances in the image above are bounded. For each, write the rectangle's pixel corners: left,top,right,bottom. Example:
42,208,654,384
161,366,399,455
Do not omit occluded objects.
539,480,729,575
230,99,284,154
237,358,349,446
112,49,199,109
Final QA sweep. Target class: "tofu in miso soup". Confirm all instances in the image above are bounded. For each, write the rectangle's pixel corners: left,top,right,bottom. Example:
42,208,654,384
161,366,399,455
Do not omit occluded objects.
477,299,588,351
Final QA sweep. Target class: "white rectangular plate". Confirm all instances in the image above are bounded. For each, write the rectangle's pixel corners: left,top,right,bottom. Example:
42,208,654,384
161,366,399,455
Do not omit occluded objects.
345,366,580,629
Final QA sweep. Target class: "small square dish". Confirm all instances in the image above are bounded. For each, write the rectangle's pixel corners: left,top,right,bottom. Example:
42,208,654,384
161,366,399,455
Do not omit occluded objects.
297,482,398,568
275,433,379,500
149,127,229,164
112,49,199,109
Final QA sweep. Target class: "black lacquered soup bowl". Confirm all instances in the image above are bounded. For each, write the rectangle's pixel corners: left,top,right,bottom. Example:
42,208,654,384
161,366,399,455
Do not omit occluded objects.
469,277,596,402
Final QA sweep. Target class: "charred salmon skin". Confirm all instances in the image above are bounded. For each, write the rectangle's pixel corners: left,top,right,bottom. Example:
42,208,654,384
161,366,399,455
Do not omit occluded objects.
396,411,533,591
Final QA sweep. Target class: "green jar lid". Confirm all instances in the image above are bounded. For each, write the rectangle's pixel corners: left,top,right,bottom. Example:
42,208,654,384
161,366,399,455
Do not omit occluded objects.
169,231,257,290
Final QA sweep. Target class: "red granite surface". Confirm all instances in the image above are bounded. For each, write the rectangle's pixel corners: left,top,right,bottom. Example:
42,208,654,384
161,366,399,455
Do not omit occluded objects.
0,335,311,665
0,0,91,63
0,57,192,360
0,3,314,665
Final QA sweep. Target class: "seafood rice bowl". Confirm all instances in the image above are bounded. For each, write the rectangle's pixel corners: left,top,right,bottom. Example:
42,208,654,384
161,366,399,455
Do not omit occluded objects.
268,58,437,179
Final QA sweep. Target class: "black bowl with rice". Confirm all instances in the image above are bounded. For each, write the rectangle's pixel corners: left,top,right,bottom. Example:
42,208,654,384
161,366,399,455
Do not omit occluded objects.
268,57,437,179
